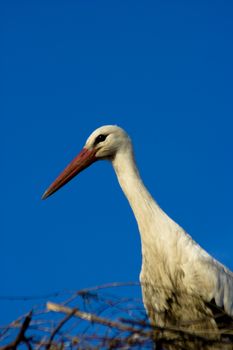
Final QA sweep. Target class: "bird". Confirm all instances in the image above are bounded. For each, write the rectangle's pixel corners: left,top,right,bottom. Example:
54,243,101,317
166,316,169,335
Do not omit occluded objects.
42,125,233,348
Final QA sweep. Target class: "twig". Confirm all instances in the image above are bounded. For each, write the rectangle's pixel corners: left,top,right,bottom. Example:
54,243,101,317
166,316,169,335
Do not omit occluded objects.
0,311,32,350
45,309,76,350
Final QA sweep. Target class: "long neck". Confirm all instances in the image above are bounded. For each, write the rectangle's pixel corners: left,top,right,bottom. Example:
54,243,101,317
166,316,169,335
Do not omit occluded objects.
112,149,176,243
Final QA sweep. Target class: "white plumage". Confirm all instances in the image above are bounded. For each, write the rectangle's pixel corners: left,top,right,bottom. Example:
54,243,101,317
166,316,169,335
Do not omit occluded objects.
43,125,233,347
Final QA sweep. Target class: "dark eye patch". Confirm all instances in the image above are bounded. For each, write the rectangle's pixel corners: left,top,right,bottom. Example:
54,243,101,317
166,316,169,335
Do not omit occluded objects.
94,134,108,145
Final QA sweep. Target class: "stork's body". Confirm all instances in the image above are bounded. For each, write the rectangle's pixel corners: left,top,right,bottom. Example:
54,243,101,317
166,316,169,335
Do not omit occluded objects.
43,125,233,348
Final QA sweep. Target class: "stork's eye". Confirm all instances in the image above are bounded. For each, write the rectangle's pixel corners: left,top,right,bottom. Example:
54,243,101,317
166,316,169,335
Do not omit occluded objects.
94,134,107,145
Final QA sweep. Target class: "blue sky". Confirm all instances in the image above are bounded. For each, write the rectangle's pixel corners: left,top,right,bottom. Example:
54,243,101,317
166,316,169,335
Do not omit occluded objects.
1,0,233,325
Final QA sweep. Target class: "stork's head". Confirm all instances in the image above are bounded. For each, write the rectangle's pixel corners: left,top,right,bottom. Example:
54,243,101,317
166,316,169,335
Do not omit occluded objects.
42,125,131,199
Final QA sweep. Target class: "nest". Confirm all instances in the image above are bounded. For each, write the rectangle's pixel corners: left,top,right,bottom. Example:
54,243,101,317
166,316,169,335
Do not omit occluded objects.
0,282,232,350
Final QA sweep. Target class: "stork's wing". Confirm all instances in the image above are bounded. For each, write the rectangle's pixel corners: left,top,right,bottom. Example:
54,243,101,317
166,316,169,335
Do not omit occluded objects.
186,241,233,329
202,259,233,342
204,257,233,318
179,228,233,327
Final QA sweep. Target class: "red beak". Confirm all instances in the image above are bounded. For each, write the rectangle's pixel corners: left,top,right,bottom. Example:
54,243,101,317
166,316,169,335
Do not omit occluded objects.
42,148,97,200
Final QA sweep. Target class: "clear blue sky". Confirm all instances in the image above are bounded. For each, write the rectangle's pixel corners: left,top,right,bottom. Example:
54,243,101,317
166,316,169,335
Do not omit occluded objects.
1,0,233,325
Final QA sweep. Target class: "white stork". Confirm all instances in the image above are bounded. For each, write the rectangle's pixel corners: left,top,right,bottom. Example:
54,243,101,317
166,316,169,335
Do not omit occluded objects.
42,125,233,347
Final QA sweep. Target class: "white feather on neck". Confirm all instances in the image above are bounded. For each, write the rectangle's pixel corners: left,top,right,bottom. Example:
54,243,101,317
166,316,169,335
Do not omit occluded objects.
112,149,180,248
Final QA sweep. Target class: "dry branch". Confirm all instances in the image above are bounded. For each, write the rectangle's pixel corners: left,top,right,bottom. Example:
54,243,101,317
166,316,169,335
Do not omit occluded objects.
0,311,32,350
47,301,147,334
